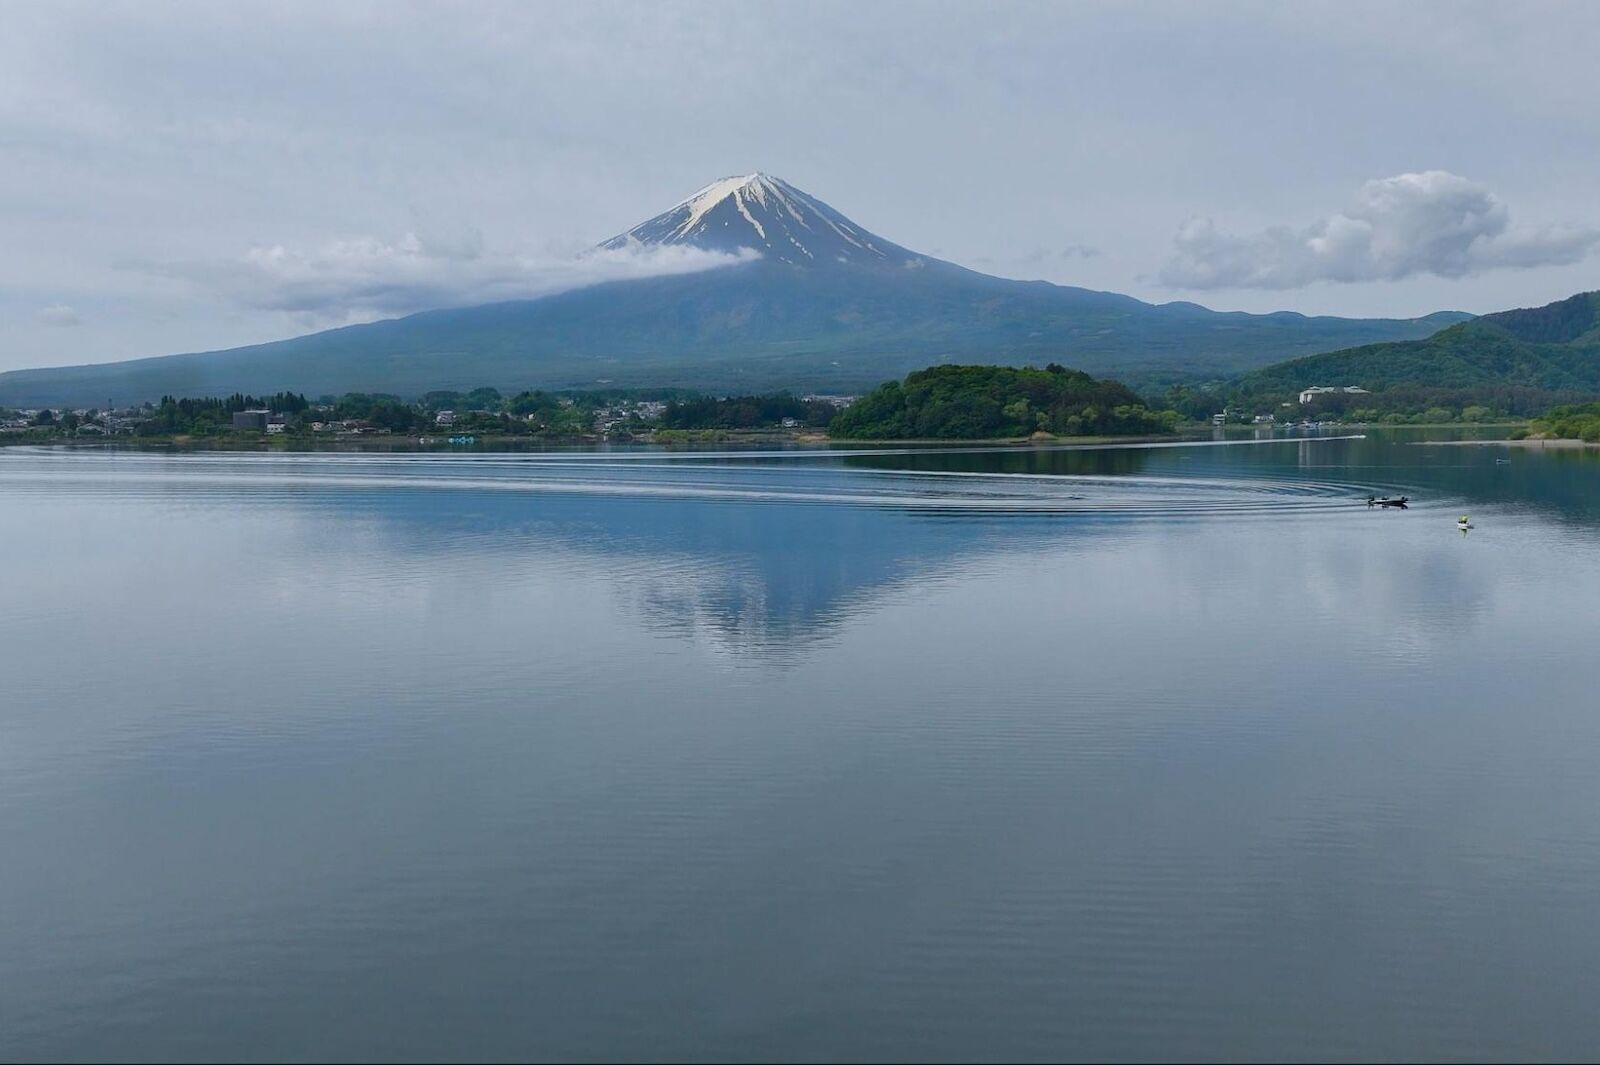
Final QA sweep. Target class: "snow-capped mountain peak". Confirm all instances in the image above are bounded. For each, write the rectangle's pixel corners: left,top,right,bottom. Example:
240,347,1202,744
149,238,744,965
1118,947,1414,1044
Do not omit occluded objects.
601,173,922,268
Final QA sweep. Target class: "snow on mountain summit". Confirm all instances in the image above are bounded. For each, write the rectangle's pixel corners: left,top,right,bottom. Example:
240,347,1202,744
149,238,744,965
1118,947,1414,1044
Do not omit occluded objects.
600,173,923,268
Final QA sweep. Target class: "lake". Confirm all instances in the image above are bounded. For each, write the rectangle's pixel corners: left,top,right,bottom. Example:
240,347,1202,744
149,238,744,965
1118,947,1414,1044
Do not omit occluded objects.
4,430,1600,1062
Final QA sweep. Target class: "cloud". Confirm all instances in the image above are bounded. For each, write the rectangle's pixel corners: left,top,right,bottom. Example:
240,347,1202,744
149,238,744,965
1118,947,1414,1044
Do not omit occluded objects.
1018,244,1101,267
36,304,82,326
155,233,758,325
1160,171,1600,289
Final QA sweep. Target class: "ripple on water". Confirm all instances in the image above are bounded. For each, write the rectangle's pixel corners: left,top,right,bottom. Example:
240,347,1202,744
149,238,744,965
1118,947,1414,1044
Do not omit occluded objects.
0,446,1422,521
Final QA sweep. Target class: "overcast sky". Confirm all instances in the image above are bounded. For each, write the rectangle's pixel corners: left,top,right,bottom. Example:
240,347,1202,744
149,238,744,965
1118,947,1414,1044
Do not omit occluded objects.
4,0,1599,372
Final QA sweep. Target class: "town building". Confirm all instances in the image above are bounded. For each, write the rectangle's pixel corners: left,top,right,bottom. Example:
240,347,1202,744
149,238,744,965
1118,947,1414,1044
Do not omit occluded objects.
1299,386,1370,405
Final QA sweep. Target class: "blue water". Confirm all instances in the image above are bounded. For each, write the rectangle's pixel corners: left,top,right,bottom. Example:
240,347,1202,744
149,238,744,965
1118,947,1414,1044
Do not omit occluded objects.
3,432,1600,1062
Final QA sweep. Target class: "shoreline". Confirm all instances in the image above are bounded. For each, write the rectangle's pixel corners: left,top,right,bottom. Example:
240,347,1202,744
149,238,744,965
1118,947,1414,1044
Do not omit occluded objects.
1418,437,1599,450
2,430,1184,452
13,424,1536,453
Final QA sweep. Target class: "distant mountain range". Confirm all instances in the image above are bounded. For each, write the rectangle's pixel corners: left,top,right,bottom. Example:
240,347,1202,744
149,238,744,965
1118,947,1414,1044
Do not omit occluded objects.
1,173,1470,406
1241,291,1600,394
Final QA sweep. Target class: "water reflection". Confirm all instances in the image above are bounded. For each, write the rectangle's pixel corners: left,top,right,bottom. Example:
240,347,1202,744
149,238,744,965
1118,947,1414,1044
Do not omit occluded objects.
280,485,1106,659
0,435,1545,660
6,437,1600,1061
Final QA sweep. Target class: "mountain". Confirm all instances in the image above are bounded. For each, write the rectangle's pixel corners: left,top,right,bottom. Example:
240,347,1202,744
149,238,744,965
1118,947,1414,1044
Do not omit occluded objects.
0,173,1471,406
1241,292,1600,395
600,172,923,268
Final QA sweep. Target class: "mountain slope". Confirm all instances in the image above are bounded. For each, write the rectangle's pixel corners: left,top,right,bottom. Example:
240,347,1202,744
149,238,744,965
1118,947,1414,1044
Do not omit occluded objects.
0,173,1470,406
1241,292,1600,394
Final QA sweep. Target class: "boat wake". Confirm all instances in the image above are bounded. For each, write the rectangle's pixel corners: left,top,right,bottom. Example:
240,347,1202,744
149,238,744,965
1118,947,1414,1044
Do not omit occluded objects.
0,445,1416,521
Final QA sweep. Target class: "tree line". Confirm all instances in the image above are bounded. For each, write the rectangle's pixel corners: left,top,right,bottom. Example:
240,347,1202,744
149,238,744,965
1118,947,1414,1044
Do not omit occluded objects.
659,394,836,430
1527,402,1600,442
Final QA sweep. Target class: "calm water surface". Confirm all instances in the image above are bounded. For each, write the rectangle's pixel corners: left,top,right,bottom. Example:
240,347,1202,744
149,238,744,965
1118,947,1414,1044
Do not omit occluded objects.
4,430,1600,1062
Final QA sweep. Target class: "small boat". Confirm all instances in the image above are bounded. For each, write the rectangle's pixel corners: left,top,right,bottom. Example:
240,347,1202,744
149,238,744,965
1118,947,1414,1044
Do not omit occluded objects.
1458,515,1474,529
1367,495,1409,509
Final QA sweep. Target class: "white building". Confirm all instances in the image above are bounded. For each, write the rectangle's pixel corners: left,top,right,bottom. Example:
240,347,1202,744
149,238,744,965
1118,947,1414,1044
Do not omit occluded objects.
1299,386,1371,405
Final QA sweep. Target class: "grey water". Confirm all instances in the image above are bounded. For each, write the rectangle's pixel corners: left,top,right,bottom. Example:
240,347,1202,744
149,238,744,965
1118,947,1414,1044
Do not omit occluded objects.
4,430,1600,1062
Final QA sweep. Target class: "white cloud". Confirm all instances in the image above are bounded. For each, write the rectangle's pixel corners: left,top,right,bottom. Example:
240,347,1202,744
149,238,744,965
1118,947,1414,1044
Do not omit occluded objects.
156,233,758,326
1160,171,1600,290
36,304,82,326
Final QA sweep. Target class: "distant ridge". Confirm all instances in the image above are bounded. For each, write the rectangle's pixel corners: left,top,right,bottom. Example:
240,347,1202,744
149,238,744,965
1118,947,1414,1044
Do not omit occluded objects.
1242,291,1600,394
0,174,1471,406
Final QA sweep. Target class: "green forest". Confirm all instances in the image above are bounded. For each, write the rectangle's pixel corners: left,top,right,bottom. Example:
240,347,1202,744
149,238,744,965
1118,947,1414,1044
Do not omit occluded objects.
829,364,1180,440
1239,292,1600,399
1528,402,1600,442
141,392,310,434
660,394,836,430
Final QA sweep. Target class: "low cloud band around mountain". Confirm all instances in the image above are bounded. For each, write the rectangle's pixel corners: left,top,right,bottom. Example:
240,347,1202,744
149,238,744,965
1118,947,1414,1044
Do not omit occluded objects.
155,235,758,327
